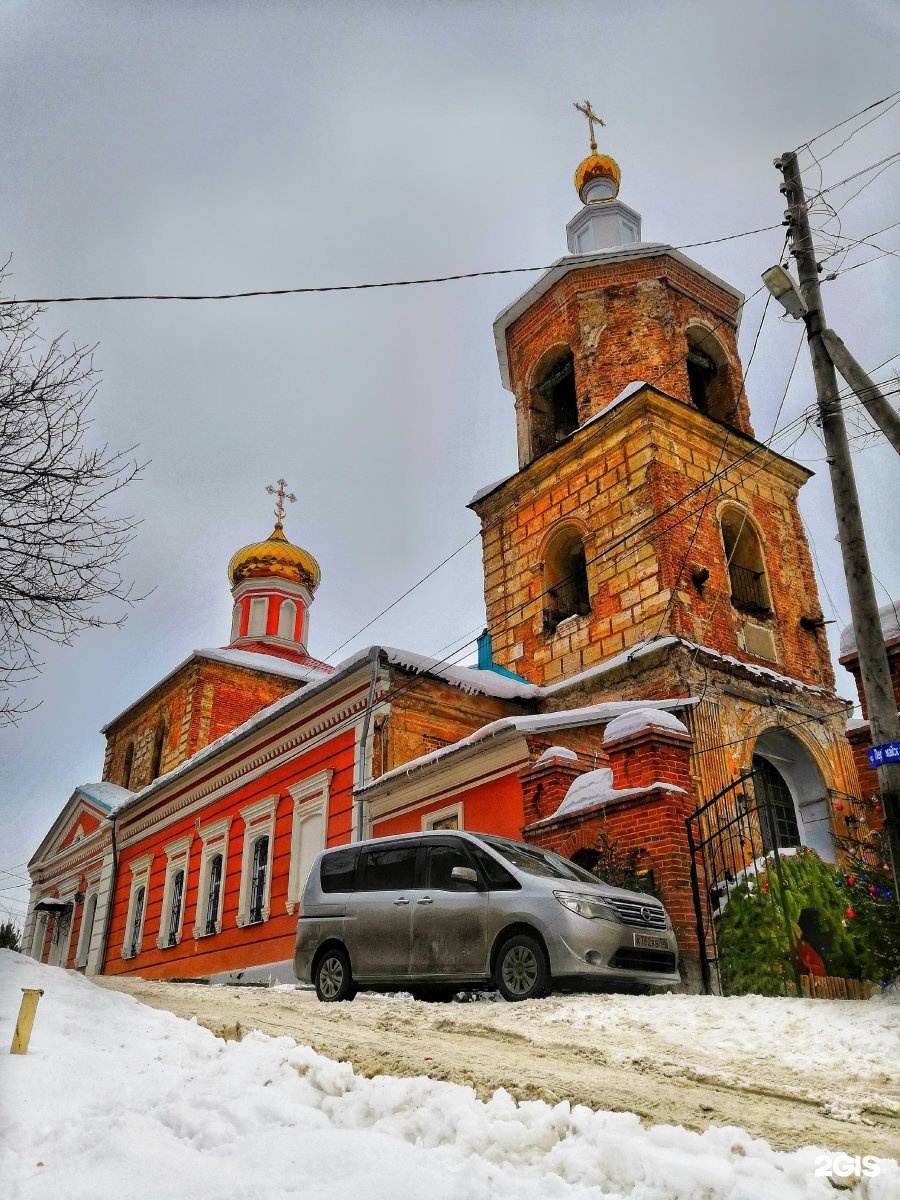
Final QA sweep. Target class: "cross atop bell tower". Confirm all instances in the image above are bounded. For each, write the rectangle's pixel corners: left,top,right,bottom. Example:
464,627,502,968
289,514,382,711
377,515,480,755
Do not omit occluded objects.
574,99,604,153
266,478,296,527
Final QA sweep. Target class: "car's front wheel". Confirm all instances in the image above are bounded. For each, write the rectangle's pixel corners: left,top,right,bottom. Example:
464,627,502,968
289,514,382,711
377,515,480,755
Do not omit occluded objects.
494,934,548,1001
314,946,356,1002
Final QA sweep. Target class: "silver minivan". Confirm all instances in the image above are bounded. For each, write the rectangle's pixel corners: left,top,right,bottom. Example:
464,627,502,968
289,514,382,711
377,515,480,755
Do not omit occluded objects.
294,831,679,1001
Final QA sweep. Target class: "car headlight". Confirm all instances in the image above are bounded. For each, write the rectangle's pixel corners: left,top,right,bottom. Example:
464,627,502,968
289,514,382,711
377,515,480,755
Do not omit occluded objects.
554,891,619,921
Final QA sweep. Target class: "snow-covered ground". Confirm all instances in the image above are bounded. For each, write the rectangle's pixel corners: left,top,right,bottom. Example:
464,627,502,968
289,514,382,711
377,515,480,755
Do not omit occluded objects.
2,952,898,1200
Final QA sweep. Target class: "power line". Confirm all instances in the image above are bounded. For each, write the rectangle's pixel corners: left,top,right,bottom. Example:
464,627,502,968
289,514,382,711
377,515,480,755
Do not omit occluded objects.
813,94,900,163
5,225,784,307
796,88,900,153
810,151,900,202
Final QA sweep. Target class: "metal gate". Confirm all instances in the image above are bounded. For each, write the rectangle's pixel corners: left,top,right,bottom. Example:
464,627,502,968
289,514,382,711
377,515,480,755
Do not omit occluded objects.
686,766,804,995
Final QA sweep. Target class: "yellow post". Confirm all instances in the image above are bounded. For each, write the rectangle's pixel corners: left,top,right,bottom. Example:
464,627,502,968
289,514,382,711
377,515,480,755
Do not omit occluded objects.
10,988,44,1055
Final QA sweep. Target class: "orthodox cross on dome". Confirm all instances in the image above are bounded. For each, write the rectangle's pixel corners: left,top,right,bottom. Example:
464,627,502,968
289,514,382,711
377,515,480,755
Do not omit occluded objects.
574,99,604,153
266,478,297,526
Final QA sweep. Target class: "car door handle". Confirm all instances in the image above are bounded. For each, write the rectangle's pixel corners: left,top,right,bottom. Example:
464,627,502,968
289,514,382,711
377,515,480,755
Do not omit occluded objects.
417,896,434,906
393,897,410,906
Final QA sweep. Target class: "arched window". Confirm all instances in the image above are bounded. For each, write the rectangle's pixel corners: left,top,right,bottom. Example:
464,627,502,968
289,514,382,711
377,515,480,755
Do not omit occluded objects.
122,742,135,789
150,720,167,780
543,526,591,633
248,835,269,925
720,507,772,615
530,348,578,457
204,853,223,936
277,598,297,641
752,755,801,852
129,885,145,958
685,327,734,423
230,602,242,642
166,870,185,947
248,596,268,637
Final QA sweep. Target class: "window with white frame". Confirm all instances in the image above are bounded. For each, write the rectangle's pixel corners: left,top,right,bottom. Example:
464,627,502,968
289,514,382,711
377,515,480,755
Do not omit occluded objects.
193,816,231,938
277,598,297,641
248,596,268,637
236,796,277,927
75,886,100,968
158,836,192,949
230,602,242,642
422,802,463,832
286,770,331,913
30,911,47,960
122,853,152,960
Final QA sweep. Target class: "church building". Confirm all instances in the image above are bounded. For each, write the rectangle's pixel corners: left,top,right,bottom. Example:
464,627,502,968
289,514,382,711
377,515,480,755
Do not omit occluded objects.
25,118,875,990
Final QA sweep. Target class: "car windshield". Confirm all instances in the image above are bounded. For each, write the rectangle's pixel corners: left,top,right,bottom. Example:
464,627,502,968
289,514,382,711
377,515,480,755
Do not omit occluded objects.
477,836,601,885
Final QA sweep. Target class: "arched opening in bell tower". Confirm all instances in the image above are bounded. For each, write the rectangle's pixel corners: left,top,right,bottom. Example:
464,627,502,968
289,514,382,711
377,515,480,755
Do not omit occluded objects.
752,728,834,861
685,326,735,424
529,347,578,458
543,525,591,633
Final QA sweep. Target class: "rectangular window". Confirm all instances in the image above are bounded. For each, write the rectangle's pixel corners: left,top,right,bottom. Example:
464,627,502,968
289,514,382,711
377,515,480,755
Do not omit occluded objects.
193,817,230,939
360,844,418,891
204,854,223,935
236,796,277,927
320,847,359,894
286,771,331,913
248,836,269,925
422,802,462,832
122,854,153,960
157,836,192,950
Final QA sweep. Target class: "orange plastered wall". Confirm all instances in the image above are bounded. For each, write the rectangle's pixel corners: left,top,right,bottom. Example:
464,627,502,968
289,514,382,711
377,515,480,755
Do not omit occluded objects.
372,771,526,841
103,725,356,980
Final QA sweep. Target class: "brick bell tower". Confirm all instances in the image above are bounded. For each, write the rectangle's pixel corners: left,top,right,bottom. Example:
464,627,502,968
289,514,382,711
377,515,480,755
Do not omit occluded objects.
471,123,834,694
469,111,861,840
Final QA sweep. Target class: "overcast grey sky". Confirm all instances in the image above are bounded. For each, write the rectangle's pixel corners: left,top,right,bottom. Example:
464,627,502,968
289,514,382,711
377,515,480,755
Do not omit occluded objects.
2,0,898,923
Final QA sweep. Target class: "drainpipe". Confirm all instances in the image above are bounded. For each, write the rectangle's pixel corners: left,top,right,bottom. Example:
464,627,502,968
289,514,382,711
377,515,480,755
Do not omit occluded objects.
355,647,382,842
97,811,118,975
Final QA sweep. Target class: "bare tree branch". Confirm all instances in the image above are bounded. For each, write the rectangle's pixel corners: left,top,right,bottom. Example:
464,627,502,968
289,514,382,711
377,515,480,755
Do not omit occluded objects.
1,268,146,725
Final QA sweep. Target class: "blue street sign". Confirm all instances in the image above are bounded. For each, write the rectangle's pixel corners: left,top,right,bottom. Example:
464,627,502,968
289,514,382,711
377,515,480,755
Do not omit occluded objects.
867,741,900,769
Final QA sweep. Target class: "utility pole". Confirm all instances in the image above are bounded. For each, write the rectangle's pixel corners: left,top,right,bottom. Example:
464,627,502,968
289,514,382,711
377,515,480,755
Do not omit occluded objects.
777,150,900,897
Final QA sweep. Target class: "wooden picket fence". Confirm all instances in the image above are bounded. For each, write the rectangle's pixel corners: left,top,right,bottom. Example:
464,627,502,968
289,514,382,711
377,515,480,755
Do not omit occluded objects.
799,974,877,1000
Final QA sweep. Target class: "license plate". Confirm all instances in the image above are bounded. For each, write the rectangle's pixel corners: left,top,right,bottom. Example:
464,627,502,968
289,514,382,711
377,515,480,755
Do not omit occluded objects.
634,932,669,951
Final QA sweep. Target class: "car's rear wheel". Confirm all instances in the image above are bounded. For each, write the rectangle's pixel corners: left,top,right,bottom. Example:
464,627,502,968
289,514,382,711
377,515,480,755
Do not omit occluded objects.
494,934,548,1001
314,947,356,1002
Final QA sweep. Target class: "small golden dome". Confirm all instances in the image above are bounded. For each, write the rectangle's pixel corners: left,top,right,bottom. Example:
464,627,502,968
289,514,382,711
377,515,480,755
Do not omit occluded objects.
574,153,621,203
228,523,321,592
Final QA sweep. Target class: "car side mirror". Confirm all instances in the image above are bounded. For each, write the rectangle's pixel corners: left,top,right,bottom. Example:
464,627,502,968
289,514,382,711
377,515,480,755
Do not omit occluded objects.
450,866,479,887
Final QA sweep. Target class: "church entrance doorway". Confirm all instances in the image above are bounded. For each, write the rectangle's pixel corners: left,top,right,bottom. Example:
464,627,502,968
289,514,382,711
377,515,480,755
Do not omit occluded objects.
752,728,834,862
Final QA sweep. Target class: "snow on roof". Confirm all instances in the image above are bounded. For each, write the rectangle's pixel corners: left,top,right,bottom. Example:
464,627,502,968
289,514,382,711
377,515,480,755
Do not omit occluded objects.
359,698,692,793
603,707,689,745
75,781,133,811
198,646,330,685
542,635,831,698
579,381,650,431
534,745,579,766
381,646,538,700
101,645,325,733
467,471,517,507
839,600,900,657
536,766,686,825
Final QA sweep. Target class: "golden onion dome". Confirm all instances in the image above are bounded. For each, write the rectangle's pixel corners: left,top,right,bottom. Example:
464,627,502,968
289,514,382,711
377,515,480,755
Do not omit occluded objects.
574,153,621,203
228,523,321,592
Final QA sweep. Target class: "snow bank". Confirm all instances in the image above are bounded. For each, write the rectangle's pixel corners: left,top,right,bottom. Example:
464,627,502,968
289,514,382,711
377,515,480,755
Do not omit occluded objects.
2,953,892,1200
603,707,689,744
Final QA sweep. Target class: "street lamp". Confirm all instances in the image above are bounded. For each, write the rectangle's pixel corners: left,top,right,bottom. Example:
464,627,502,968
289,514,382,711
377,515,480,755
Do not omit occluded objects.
761,264,808,319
